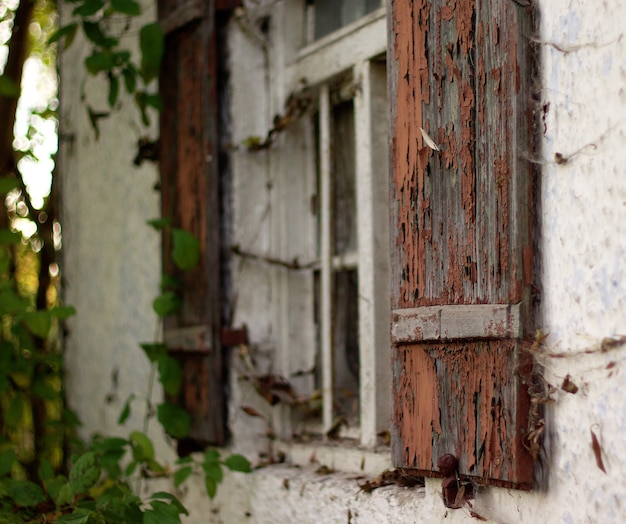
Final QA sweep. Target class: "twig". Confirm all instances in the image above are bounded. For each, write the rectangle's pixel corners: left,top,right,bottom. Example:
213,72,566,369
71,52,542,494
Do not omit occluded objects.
231,244,317,270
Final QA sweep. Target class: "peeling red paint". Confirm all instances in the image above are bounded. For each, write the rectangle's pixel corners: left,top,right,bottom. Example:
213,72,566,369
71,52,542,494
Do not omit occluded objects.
389,0,536,487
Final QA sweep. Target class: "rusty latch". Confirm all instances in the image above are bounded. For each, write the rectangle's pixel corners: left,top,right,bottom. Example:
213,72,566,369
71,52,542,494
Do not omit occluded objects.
438,454,474,509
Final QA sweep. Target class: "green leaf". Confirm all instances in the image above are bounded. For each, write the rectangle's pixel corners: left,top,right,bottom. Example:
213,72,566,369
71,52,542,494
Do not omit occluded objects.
172,229,200,271
223,454,252,473
82,21,116,48
157,355,182,396
152,292,180,317
55,508,92,524
0,289,27,314
202,461,223,483
111,0,141,15
5,394,27,427
122,67,137,94
108,74,119,107
72,0,104,16
85,51,115,75
0,450,15,477
117,394,134,424
55,481,74,506
45,475,67,502
47,23,78,48
157,402,191,439
0,76,20,98
49,306,77,319
0,229,21,245
129,431,154,462
143,500,180,524
204,448,220,462
69,452,101,493
99,437,128,452
204,476,217,499
0,177,19,194
144,93,162,111
38,458,55,483
140,342,167,362
159,274,180,292
173,466,192,488
8,480,46,507
150,492,189,515
139,23,164,83
24,310,52,338
146,217,171,231
32,377,59,400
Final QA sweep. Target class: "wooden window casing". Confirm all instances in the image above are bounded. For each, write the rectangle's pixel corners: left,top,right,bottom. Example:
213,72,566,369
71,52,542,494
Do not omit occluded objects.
388,0,538,487
158,0,225,445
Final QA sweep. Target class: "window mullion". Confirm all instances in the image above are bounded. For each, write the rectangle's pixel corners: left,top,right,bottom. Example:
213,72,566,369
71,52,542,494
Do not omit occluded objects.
354,59,390,447
319,84,334,434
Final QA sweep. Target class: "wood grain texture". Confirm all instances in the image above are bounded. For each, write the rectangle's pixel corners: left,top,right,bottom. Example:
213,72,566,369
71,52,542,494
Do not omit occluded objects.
159,0,225,445
388,0,537,486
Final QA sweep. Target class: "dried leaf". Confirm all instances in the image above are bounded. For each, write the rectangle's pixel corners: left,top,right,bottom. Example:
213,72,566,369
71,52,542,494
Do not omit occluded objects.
470,510,488,521
241,405,264,418
590,427,606,474
605,361,616,369
420,127,440,151
601,336,626,352
325,416,347,439
561,374,579,394
358,480,373,493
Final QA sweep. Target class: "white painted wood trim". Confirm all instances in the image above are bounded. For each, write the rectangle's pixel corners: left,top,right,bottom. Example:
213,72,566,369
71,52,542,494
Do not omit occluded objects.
286,10,387,90
354,60,391,446
391,304,522,344
319,85,334,434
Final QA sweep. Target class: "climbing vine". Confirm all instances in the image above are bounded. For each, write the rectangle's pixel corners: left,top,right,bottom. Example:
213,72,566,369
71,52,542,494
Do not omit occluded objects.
0,0,250,521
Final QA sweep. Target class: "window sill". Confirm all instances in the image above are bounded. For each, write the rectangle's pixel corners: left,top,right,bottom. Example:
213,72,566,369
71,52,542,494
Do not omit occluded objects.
274,437,392,477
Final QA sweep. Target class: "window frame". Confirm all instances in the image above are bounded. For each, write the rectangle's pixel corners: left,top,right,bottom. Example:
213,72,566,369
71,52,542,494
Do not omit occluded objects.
265,0,391,448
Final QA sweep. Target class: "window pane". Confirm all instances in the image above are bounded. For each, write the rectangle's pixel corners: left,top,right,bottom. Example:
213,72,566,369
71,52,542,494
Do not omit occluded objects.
332,100,357,256
332,269,359,425
314,0,380,40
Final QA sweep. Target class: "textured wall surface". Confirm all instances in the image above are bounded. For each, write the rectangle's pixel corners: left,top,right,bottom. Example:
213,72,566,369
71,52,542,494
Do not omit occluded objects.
60,1,626,522
58,6,170,457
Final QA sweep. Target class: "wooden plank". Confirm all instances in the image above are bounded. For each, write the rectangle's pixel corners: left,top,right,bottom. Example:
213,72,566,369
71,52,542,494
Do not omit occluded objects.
159,0,203,34
388,0,537,487
391,304,521,343
159,0,225,445
164,325,212,353
392,339,533,488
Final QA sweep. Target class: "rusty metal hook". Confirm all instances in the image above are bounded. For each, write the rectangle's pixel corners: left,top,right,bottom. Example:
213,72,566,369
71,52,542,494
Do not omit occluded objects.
437,454,474,509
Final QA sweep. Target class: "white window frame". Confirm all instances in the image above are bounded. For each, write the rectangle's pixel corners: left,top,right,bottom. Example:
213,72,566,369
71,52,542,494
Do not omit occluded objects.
264,0,390,449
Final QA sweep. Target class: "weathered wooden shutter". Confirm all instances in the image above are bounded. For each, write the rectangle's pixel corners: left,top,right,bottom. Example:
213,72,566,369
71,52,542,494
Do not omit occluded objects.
158,0,225,445
388,1,536,487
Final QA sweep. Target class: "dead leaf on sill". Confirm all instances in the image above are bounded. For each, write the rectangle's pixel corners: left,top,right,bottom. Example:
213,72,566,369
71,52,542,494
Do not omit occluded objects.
326,416,347,440
590,426,607,474
241,405,265,418
561,374,579,394
358,468,424,493
315,465,334,475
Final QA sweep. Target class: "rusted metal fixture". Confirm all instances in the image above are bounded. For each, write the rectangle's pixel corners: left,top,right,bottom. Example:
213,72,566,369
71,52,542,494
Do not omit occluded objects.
438,454,474,509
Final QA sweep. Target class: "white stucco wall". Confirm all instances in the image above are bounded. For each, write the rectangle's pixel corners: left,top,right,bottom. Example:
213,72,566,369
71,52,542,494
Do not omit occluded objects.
58,5,171,460
60,1,626,523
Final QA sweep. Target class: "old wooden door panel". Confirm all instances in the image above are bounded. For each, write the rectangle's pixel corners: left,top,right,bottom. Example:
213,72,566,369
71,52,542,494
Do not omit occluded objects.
159,0,225,445
389,0,536,486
